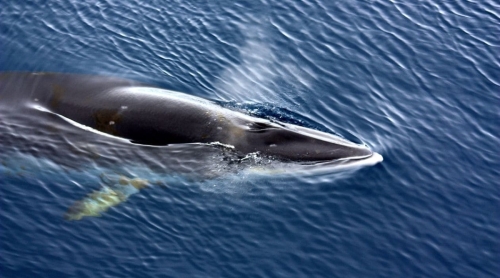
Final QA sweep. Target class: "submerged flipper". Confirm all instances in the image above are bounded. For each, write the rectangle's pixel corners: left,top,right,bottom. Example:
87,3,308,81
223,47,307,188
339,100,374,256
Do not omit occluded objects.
64,174,150,221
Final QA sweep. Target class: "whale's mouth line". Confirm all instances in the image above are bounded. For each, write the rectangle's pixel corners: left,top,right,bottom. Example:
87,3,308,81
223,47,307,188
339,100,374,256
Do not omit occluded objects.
291,151,380,165
291,152,383,173
245,152,383,176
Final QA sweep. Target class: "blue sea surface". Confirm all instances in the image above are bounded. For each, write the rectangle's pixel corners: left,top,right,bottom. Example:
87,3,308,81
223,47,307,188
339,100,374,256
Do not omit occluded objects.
1,0,499,277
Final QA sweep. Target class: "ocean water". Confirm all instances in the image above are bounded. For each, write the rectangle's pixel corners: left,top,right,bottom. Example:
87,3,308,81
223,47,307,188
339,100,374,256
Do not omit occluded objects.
0,0,499,277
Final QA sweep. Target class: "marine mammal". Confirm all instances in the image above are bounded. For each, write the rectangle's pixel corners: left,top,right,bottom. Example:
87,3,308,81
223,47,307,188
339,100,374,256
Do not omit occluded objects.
0,72,376,162
0,72,382,220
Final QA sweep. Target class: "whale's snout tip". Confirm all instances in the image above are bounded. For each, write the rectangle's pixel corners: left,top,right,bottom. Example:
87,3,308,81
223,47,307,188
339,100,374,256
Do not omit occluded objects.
346,146,382,165
371,152,383,163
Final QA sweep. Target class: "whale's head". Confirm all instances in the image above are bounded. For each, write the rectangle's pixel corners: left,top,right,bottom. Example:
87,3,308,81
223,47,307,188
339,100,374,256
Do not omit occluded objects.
233,119,378,163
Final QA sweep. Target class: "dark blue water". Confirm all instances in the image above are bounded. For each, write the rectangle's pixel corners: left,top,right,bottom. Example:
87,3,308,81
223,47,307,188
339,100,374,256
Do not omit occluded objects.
1,0,499,277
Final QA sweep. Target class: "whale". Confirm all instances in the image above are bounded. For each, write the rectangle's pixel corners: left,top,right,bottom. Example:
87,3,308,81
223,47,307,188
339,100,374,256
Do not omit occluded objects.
0,72,376,161
0,72,382,220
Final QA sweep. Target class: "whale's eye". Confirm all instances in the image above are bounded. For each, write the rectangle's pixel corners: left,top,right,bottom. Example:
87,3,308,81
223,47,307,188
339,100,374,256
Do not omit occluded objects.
247,121,277,133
